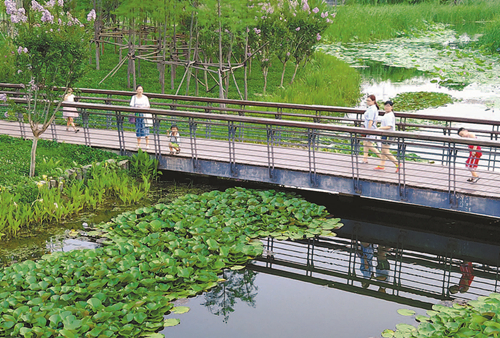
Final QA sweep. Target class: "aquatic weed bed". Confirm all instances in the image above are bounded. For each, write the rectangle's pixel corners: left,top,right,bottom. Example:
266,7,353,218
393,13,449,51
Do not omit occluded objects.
0,187,341,337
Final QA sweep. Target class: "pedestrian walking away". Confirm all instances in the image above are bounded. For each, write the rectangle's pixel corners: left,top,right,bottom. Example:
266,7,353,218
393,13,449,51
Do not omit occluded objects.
457,127,482,183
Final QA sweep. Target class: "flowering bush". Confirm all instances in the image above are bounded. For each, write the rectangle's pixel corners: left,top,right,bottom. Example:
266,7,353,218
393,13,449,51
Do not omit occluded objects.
250,0,334,90
4,0,94,176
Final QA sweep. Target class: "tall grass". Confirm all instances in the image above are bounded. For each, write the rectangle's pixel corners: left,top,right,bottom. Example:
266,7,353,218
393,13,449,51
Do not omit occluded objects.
324,1,500,43
478,20,500,54
265,52,362,107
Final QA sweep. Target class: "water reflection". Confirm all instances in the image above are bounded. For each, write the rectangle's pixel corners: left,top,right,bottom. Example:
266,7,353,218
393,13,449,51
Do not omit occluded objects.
250,223,500,310
201,269,258,323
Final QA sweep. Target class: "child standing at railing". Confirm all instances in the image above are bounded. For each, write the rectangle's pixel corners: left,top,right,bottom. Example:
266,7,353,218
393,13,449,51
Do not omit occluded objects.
168,124,181,155
458,127,482,183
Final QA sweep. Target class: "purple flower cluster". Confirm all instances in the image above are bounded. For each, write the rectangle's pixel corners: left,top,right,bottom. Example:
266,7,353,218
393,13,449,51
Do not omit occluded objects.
17,46,28,54
87,9,96,22
40,9,54,23
312,7,319,13
31,0,45,12
0,94,7,102
254,28,261,35
316,33,321,41
5,0,28,23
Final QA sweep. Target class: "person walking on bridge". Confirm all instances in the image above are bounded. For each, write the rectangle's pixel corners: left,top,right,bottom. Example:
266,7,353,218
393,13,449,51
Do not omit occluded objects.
130,85,152,150
375,101,400,173
458,127,482,183
361,94,382,164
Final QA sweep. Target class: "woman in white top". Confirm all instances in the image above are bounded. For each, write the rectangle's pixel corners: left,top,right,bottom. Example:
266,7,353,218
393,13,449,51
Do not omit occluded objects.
130,85,151,149
375,101,399,172
361,94,382,163
62,88,79,133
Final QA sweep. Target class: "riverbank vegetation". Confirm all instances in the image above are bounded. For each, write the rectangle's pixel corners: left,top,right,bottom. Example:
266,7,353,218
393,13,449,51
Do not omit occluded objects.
0,187,342,337
0,136,158,238
324,1,500,49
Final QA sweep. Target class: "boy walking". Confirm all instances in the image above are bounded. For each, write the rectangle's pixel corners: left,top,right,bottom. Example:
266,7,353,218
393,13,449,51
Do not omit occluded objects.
457,127,482,183
168,124,181,155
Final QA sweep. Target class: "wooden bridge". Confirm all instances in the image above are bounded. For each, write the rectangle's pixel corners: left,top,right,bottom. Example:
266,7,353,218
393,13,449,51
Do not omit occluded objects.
1,84,500,218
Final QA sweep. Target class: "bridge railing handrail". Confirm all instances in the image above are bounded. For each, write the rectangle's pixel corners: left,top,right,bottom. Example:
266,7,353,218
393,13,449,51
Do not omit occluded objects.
47,100,500,148
2,83,500,132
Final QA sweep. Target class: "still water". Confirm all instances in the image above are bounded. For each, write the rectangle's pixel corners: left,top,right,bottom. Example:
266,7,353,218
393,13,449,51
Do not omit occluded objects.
159,191,500,338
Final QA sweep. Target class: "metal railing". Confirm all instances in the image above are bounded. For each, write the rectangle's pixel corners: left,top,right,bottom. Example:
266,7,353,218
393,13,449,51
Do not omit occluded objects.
251,235,500,309
1,88,500,216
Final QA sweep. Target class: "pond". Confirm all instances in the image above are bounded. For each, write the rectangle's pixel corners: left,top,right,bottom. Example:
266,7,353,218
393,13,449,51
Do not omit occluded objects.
318,24,500,126
2,176,499,338
159,190,500,337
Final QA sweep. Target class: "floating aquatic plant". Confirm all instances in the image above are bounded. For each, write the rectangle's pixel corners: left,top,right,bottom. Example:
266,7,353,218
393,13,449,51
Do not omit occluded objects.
318,24,500,94
0,187,342,337
383,294,500,337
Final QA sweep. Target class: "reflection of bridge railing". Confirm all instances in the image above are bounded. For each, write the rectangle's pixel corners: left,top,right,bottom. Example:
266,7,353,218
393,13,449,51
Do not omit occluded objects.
1,84,500,217
249,234,500,310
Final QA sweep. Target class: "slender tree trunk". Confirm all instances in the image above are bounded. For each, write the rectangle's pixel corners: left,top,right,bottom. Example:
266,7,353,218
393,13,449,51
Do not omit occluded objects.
290,62,300,85
263,67,268,94
218,0,224,100
280,60,287,87
29,137,38,177
244,29,249,100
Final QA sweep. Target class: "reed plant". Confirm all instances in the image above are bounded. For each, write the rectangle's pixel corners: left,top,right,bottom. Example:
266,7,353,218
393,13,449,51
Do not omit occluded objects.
324,1,500,43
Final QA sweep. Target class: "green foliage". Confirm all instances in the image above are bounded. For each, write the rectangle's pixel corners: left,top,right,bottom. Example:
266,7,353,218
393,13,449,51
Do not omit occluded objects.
389,92,454,112
0,187,342,337
384,294,500,337
323,2,500,43
477,19,500,55
129,149,161,180
0,135,121,190
266,52,362,107
0,161,151,237
0,39,16,82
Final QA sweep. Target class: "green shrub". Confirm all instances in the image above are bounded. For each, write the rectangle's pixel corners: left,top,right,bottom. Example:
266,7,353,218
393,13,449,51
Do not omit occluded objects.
265,52,362,107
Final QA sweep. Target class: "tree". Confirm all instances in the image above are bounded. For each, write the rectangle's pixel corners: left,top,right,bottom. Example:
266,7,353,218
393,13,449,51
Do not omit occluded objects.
5,0,93,177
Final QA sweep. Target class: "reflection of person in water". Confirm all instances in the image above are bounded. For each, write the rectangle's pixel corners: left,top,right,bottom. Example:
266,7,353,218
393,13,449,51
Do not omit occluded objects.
357,242,374,288
449,261,474,294
375,246,391,293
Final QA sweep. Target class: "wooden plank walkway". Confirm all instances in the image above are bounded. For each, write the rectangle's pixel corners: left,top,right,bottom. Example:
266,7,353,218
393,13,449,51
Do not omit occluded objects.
2,120,500,200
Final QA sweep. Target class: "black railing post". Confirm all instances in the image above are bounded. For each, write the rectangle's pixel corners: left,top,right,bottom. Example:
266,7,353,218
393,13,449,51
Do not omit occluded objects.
308,128,318,187
351,132,361,194
82,109,90,146
228,121,237,176
105,94,113,130
152,113,161,159
489,125,499,171
266,124,275,180
448,142,457,208
275,107,283,145
115,111,125,155
397,137,407,201
189,118,198,169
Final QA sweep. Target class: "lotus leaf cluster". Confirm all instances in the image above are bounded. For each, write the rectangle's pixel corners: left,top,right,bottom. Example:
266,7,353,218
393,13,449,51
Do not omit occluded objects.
383,294,500,338
0,187,342,337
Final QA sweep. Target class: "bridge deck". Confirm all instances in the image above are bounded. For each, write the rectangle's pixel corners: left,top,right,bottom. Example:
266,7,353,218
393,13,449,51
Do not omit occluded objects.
3,120,499,201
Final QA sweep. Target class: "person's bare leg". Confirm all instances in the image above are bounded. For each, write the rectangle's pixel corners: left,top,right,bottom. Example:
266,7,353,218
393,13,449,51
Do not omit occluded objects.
379,145,388,168
145,136,150,149
137,137,141,148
